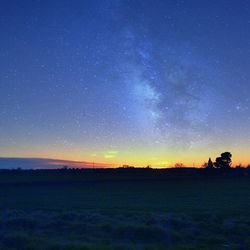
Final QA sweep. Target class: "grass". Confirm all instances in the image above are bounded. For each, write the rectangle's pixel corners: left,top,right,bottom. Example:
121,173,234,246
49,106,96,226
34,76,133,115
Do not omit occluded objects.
0,169,249,249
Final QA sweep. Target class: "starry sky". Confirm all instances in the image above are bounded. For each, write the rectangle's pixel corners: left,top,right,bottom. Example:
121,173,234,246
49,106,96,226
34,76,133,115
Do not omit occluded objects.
1,0,250,168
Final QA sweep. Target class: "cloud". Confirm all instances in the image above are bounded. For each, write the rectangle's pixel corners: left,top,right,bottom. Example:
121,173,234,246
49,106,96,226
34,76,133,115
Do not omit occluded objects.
0,157,113,169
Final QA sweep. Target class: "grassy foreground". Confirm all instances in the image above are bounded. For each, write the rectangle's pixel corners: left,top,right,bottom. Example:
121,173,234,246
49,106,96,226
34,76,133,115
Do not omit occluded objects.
0,169,249,249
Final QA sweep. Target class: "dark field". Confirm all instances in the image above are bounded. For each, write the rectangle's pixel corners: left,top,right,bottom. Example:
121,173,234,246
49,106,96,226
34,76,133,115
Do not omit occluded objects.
0,169,249,249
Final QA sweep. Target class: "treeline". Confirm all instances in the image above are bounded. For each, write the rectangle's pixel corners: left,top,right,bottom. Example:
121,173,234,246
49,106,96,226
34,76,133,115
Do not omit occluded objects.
0,165,250,178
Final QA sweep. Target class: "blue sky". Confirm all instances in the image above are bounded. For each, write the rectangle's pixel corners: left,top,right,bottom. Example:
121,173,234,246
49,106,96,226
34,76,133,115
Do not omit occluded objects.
1,0,250,167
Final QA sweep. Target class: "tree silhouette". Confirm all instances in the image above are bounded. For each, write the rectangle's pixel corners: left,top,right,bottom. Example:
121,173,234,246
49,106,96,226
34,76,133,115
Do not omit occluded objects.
214,152,232,169
207,158,214,169
174,162,184,168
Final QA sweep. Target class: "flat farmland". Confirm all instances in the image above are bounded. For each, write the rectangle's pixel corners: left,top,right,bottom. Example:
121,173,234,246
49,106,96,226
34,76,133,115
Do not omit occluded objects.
0,170,249,249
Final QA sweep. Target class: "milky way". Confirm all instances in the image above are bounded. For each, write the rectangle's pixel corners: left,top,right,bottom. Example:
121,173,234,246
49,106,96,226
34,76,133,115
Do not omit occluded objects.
1,0,250,167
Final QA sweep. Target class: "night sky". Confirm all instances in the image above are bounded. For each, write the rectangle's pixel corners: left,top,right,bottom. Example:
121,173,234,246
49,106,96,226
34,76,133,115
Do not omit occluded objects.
1,0,250,167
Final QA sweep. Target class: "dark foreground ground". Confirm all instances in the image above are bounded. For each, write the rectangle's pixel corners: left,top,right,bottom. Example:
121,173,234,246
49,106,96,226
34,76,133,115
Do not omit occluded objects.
0,168,249,249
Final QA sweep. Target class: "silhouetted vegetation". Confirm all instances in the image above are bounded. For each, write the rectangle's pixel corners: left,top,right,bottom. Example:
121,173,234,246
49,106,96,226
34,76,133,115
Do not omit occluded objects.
207,157,214,169
214,152,232,169
204,152,234,173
